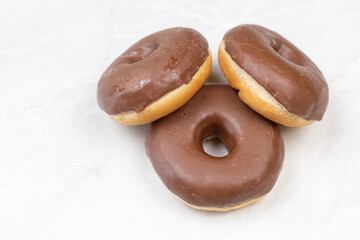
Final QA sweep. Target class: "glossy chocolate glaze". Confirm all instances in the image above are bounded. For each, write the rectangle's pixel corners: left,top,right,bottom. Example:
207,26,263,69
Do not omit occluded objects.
97,27,209,115
145,84,284,208
223,24,329,120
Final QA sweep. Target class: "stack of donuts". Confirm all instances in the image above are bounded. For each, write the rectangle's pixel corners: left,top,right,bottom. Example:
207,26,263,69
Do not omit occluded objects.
97,25,329,211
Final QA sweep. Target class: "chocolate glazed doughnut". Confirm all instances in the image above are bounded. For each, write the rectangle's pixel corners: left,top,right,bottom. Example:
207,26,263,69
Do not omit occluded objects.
145,84,284,211
218,24,329,127
97,27,212,125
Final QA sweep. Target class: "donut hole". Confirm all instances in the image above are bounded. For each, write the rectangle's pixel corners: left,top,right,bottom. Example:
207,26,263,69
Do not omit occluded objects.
126,42,160,64
196,115,234,158
202,135,229,158
270,40,304,66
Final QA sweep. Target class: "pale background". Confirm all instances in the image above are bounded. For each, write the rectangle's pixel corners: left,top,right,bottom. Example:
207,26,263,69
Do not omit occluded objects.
1,0,360,239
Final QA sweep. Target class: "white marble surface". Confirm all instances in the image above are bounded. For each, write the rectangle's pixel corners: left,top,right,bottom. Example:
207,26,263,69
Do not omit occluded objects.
1,0,360,239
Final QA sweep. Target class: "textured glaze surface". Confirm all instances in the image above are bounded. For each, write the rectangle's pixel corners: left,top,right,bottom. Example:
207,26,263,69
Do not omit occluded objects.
223,24,329,120
97,27,209,114
1,0,360,239
146,85,284,208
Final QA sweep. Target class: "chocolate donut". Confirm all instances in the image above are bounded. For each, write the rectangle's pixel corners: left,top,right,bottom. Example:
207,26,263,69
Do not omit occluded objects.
218,24,329,127
145,84,284,211
97,27,212,125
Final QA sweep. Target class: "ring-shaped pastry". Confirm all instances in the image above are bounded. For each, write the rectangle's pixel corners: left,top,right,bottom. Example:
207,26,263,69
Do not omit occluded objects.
145,84,284,211
219,24,329,127
97,27,211,125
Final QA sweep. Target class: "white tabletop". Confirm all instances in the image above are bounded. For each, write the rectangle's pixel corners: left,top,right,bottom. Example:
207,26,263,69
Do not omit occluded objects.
1,0,360,239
